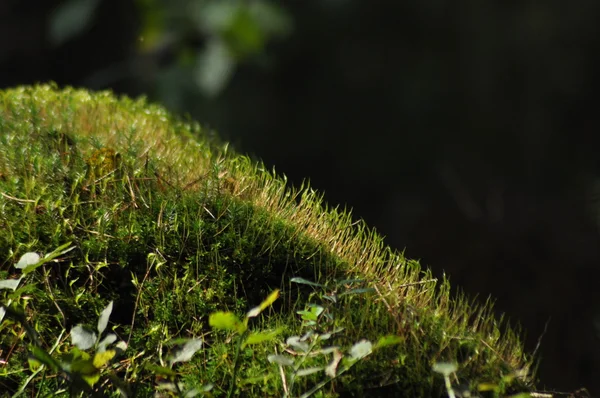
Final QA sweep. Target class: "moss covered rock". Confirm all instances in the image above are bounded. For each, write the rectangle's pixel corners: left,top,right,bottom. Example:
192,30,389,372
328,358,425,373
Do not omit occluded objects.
0,84,534,397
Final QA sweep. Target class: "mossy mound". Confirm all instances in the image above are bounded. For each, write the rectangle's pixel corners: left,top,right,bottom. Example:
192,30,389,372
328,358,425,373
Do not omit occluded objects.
0,84,534,396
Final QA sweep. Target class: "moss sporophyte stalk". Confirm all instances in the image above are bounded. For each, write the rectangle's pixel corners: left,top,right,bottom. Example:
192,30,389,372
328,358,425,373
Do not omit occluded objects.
0,84,536,397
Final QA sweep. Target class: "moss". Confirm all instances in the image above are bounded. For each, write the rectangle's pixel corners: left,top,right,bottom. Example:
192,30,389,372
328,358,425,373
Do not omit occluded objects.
0,84,535,396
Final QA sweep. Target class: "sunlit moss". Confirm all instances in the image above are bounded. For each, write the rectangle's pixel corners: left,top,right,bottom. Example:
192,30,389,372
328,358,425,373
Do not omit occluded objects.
0,84,535,396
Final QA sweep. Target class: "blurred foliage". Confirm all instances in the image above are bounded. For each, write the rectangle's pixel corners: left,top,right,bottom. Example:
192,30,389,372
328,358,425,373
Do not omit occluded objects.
49,0,102,46
49,0,292,100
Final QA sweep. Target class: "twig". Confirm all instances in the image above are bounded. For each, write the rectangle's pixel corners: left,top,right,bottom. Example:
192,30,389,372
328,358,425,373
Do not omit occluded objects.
397,278,437,288
0,192,35,203
532,318,550,359
274,346,289,396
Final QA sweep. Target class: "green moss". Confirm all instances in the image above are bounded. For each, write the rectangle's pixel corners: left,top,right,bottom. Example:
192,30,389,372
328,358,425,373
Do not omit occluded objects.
0,84,535,396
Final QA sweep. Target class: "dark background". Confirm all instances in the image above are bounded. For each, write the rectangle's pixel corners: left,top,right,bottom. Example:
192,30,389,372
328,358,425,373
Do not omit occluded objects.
2,0,600,394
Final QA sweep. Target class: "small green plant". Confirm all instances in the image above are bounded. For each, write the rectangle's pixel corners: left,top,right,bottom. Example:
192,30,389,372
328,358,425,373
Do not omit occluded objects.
204,279,402,398
208,289,282,397
146,338,213,398
1,245,75,396
432,361,533,398
1,245,217,397
0,243,75,324
265,277,402,398
0,245,132,396
59,300,128,394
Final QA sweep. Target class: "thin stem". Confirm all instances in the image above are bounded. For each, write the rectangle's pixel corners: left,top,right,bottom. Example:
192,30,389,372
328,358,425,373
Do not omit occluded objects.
227,330,247,398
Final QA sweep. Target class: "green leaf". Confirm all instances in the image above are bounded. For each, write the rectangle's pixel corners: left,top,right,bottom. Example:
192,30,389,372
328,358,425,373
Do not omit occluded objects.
15,252,41,272
290,277,324,288
322,294,337,303
71,357,99,375
98,333,117,353
170,339,203,364
0,277,22,291
247,289,279,318
259,288,280,309
309,304,325,315
286,336,309,352
194,39,234,97
45,242,75,260
93,350,115,368
297,304,324,322
297,310,317,322
69,346,90,361
29,345,61,372
71,325,97,350
82,372,101,387
27,356,42,371
19,244,75,275
97,301,113,335
184,388,200,398
209,311,244,332
243,329,281,347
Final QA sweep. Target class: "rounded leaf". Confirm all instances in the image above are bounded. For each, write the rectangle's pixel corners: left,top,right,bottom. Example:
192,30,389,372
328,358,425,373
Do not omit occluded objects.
71,325,97,350
195,39,234,97
15,252,40,269
267,354,294,366
349,339,372,360
0,277,22,291
98,333,117,353
97,301,113,335
286,336,309,352
93,349,115,368
170,339,203,364
209,311,243,332
432,362,458,376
